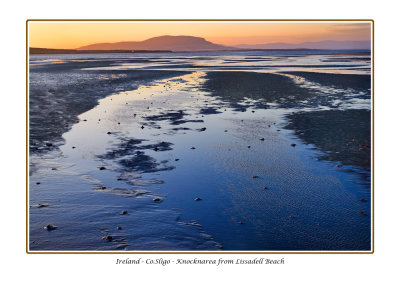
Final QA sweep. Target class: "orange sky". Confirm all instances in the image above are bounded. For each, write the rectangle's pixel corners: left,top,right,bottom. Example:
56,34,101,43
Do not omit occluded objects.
28,21,372,49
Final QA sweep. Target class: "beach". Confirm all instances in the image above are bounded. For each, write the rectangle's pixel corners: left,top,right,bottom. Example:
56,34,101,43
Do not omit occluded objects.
29,51,371,251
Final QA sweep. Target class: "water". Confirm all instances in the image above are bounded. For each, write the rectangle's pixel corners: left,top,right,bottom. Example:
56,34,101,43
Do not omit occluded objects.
29,51,371,251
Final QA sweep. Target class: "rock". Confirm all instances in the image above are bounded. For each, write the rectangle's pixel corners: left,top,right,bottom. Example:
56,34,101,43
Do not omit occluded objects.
263,186,268,190
175,158,180,161
194,197,202,201
154,147,159,151
98,166,106,170
103,235,113,241
153,198,162,202
290,144,296,147
248,146,251,148
36,182,41,185
141,125,145,129
190,147,196,149
107,132,112,135
44,224,57,231
46,143,52,147
37,203,49,208
200,127,206,131
72,146,76,149
117,226,123,230
83,119,87,122
260,138,265,141
120,210,128,215
224,130,228,132
252,175,259,178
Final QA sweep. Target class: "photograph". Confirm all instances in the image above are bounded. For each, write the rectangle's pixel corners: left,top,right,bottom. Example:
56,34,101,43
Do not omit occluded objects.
27,20,373,252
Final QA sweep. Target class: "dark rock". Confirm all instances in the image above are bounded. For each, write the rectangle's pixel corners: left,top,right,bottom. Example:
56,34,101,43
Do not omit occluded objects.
141,125,145,129
153,198,162,202
46,143,53,147
260,138,265,141
98,166,106,170
107,132,112,135
117,226,123,230
175,158,180,161
36,182,41,185
194,197,202,201
290,143,296,147
190,147,196,149
120,210,128,215
103,235,113,241
252,175,259,178
44,224,57,231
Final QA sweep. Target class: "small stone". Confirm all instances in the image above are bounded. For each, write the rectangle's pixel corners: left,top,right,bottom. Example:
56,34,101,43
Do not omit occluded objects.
46,143,52,147
83,119,87,122
154,147,159,151
175,158,180,161
117,226,123,230
103,235,113,241
263,186,268,190
252,175,259,178
98,166,106,170
248,146,251,148
290,144,296,147
72,146,76,149
36,182,41,185
37,203,49,208
153,198,162,202
107,132,112,135
120,210,128,215
200,127,206,131
141,125,145,129
190,147,196,149
44,224,57,231
194,197,202,201
260,138,265,141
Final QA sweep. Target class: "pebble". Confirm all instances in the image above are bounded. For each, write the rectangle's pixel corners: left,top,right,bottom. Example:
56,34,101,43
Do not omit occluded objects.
290,144,296,147
103,235,113,241
252,175,259,178
98,166,106,170
120,210,128,215
194,197,202,201
107,132,112,135
190,147,196,149
44,224,57,231
175,158,180,161
117,226,123,230
153,198,162,202
260,138,265,141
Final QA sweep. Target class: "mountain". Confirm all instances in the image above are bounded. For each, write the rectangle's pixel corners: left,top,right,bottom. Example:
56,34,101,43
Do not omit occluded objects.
235,40,371,50
78,35,237,52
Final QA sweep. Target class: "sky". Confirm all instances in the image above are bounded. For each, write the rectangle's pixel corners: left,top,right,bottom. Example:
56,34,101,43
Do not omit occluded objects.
28,21,372,49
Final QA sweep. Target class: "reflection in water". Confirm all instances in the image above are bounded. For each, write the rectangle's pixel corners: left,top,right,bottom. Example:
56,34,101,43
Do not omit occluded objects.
29,52,371,251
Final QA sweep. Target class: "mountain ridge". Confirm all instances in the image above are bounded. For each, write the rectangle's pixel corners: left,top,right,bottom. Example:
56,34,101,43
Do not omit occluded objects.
78,35,237,52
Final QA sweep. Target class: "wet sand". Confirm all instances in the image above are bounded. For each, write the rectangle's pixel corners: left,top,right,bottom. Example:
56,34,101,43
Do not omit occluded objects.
29,53,371,251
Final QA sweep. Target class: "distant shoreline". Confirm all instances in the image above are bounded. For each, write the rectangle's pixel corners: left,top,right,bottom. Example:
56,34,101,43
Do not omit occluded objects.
29,47,371,55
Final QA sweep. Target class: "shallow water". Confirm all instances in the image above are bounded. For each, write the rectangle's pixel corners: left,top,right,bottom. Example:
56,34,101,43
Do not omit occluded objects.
29,64,371,251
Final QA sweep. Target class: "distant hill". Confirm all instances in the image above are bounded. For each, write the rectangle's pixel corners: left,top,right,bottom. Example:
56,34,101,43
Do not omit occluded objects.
29,48,171,55
235,40,371,50
78,35,237,52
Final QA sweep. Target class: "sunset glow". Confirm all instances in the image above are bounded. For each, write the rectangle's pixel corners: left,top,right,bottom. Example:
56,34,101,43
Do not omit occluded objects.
28,21,372,49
